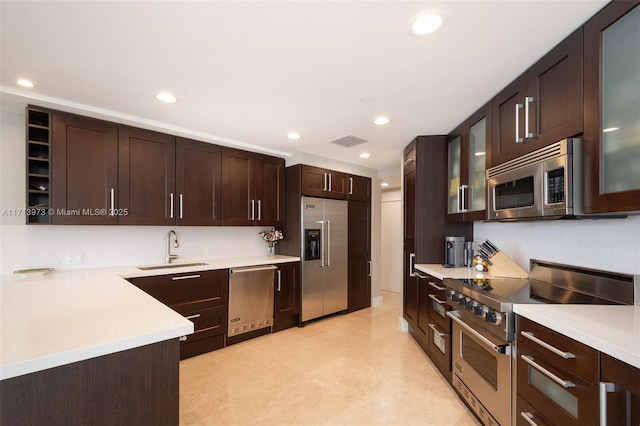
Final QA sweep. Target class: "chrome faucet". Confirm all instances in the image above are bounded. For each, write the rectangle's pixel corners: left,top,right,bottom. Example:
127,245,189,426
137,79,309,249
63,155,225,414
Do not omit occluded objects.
166,230,179,264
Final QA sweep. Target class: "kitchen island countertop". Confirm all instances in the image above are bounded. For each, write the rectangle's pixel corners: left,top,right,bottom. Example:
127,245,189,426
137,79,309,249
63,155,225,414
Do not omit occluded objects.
0,255,300,380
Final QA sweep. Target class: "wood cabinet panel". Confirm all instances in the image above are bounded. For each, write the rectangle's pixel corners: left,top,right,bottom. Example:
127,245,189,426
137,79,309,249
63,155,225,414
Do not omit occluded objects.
176,138,221,226
273,262,300,332
118,127,175,225
403,153,416,240
348,255,371,313
221,147,254,226
348,199,371,313
348,175,371,202
300,165,348,199
601,353,640,426
255,154,285,226
0,339,179,426
51,112,118,225
491,74,528,166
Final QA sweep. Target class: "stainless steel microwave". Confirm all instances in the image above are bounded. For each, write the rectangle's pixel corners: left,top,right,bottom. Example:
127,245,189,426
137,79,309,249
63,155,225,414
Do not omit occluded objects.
486,138,582,220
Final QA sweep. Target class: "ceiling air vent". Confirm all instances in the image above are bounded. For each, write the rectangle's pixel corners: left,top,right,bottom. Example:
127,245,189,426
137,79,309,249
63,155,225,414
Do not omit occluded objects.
330,135,369,148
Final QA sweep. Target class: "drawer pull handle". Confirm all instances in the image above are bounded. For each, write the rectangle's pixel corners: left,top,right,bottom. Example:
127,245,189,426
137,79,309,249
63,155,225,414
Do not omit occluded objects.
520,412,539,426
428,323,446,337
179,336,187,342
427,281,445,291
428,294,445,305
521,355,575,388
185,314,201,320
520,331,575,359
172,274,201,281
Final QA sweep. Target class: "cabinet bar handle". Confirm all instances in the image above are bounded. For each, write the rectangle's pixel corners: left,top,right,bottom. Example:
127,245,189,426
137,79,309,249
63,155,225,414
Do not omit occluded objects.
428,323,446,337
249,199,255,220
428,294,445,305
185,314,201,320
109,188,115,216
403,158,415,167
349,177,353,195
409,253,416,277
276,269,281,292
520,331,575,359
367,260,372,277
257,200,261,221
428,281,445,291
179,193,184,219
456,186,462,213
169,193,174,219
322,173,328,191
171,274,201,281
328,173,332,192
525,96,535,138
521,355,575,388
460,185,468,212
599,382,615,426
520,412,539,426
515,103,525,143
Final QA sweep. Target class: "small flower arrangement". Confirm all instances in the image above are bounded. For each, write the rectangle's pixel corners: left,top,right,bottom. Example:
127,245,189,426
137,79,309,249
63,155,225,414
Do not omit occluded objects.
259,229,284,247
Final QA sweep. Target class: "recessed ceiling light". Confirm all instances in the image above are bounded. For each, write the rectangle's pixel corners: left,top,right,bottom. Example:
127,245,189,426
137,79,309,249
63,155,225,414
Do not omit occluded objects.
475,151,486,157
408,10,444,37
155,92,177,103
603,127,619,133
374,116,391,126
381,182,390,187
17,79,34,88
360,153,371,159
287,132,301,140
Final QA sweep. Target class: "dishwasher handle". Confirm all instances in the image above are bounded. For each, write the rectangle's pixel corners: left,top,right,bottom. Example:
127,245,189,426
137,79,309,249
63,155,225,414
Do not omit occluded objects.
230,265,277,274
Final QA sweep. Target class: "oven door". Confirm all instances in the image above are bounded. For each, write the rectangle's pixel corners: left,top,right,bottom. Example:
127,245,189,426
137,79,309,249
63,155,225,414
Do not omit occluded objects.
487,161,542,220
448,310,512,426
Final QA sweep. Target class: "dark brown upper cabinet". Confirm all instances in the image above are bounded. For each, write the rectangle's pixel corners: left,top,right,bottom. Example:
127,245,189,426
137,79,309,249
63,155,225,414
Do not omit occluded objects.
300,165,348,200
51,112,118,225
583,1,640,214
347,175,371,202
175,138,221,226
118,126,176,226
491,28,583,167
221,147,284,227
446,102,490,222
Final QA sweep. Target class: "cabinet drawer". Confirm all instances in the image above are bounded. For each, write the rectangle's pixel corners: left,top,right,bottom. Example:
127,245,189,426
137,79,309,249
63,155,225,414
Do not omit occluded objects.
517,316,598,384
183,305,228,341
516,395,553,426
424,275,450,330
425,320,451,382
517,342,598,426
130,269,229,314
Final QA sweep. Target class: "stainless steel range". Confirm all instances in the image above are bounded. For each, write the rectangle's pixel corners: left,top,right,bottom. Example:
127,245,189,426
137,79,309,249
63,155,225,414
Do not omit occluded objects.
444,259,638,426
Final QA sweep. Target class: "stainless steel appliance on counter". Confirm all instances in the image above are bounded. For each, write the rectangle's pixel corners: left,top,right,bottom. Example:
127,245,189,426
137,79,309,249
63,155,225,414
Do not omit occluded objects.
228,265,276,336
444,260,637,426
301,196,348,323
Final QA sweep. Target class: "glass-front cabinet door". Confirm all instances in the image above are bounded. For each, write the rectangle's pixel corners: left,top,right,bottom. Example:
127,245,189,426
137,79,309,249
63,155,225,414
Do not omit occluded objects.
468,117,487,213
584,1,640,213
447,136,461,216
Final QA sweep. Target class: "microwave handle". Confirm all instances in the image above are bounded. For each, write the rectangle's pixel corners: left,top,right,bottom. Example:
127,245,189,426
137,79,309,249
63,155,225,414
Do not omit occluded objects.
515,102,525,143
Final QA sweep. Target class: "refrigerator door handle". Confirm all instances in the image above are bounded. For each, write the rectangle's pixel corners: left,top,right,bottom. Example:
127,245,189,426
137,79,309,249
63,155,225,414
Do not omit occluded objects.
320,221,326,267
326,220,331,266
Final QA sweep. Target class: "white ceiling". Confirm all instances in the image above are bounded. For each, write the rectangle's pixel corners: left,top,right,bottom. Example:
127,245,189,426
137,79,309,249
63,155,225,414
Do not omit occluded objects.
1,1,608,173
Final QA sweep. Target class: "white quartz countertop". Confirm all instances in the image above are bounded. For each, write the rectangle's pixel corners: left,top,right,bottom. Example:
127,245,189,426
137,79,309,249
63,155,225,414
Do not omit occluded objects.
514,304,640,369
0,255,300,380
415,264,489,280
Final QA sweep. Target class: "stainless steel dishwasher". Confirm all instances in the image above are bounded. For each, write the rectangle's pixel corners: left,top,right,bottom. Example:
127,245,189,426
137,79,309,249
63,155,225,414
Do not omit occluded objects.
228,265,276,337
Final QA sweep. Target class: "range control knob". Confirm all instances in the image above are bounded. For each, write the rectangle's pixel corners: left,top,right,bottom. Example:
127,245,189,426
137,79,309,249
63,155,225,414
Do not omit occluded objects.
473,304,489,318
459,297,470,307
486,311,503,325
445,289,456,300
466,300,479,311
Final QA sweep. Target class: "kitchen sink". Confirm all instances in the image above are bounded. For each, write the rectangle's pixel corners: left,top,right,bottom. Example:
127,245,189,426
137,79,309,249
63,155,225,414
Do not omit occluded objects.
136,262,208,271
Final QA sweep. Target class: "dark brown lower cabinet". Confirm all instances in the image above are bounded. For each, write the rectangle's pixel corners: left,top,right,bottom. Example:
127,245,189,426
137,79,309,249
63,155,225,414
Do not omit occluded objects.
348,199,371,313
600,353,640,426
273,262,300,332
403,247,418,330
0,339,179,426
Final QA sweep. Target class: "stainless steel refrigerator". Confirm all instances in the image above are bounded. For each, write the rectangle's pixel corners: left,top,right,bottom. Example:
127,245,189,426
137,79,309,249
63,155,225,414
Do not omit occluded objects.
301,196,348,322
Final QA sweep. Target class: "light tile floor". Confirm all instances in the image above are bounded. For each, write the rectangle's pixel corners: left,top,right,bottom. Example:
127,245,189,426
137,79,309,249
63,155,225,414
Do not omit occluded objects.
180,290,481,426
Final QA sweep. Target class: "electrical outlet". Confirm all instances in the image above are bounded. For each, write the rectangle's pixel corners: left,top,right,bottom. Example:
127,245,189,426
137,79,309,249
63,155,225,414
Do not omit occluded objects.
66,252,84,265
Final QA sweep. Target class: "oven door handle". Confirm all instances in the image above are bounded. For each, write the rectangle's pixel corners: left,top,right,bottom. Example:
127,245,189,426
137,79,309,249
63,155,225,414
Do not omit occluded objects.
447,310,509,354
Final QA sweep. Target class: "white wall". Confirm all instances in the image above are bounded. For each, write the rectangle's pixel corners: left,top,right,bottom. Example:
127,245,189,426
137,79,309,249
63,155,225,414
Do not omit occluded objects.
381,190,402,292
474,216,640,275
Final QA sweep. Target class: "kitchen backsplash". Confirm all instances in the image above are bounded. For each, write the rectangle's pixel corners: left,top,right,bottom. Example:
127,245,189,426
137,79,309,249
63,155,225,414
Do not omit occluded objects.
0,225,272,274
474,215,640,275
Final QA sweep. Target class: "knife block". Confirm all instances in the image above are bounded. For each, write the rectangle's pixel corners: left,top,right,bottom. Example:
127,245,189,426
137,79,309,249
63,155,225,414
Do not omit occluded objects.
488,252,528,278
